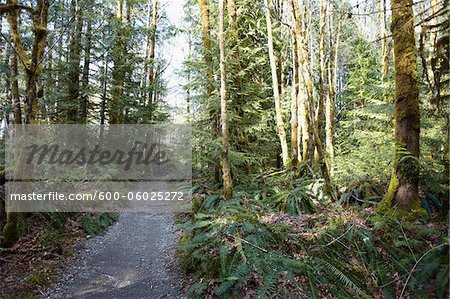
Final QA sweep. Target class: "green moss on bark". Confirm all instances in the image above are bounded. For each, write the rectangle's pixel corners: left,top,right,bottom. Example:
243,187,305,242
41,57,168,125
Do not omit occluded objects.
378,170,399,214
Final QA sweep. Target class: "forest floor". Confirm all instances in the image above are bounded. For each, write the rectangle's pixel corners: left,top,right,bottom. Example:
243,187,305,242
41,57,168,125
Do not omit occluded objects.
41,212,184,299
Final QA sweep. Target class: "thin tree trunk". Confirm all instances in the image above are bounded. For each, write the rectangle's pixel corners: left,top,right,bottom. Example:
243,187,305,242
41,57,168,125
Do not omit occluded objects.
141,0,151,100
290,32,299,166
147,0,158,120
379,0,389,79
378,0,423,215
10,43,21,124
291,0,309,163
265,0,289,168
80,15,92,123
199,0,220,182
110,0,125,124
66,0,83,123
219,0,233,200
100,56,108,125
317,0,327,150
186,28,192,123
326,2,340,177
428,0,439,106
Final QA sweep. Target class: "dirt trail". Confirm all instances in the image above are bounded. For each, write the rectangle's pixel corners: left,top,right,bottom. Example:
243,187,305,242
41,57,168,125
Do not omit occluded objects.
42,213,184,299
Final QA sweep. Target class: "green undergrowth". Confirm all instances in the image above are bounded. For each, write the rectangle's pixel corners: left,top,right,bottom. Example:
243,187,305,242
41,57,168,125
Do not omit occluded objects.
179,175,449,298
80,212,119,235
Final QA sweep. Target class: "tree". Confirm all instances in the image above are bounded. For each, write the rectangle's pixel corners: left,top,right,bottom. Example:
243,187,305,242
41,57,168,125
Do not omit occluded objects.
325,1,341,177
379,0,389,79
264,0,289,168
110,0,127,124
1,0,49,247
317,0,327,160
5,0,49,124
65,0,83,123
218,0,232,200
80,12,93,123
290,32,299,166
147,0,158,120
10,39,21,124
378,0,424,215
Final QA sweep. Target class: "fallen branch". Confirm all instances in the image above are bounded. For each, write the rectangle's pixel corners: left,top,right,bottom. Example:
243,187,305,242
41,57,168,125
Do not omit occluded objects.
324,224,355,247
225,233,268,253
399,243,446,299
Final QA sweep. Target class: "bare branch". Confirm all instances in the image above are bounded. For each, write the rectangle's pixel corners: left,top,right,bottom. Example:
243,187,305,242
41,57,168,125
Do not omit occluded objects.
0,3,34,15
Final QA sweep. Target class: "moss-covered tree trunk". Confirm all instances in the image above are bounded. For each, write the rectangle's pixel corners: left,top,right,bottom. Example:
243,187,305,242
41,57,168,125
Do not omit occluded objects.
317,0,327,146
10,41,22,124
378,0,424,215
218,0,233,200
2,0,49,247
199,0,221,183
290,32,299,166
291,0,310,163
265,0,289,168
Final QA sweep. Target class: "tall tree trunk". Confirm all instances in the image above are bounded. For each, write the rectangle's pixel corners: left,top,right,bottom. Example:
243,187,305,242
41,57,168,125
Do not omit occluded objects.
141,0,151,101
198,0,215,104
265,0,289,168
10,43,21,124
378,0,423,215
325,2,340,177
291,0,310,163
199,0,220,182
147,0,158,121
80,15,92,123
218,0,233,200
66,0,83,123
290,32,299,166
427,0,439,107
110,0,125,124
186,28,192,123
379,0,389,79
317,0,327,150
100,55,108,125
2,0,49,247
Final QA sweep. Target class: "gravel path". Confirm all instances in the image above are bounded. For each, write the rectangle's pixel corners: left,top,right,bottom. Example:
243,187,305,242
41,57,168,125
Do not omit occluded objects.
41,213,184,299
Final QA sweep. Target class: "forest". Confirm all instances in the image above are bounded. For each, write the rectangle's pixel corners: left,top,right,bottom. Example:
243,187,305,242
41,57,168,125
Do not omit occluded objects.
0,0,449,298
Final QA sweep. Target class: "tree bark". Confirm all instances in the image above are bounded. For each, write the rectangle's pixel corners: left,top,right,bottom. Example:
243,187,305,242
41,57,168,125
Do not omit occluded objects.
6,0,49,124
199,0,214,98
66,0,83,123
290,32,299,166
379,0,389,79
219,0,233,200
80,14,92,123
2,0,49,247
199,0,220,182
141,0,151,101
378,0,423,215
291,0,310,163
317,0,327,150
427,0,439,106
147,0,158,121
110,0,126,124
265,0,289,168
10,44,21,124
325,2,340,177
